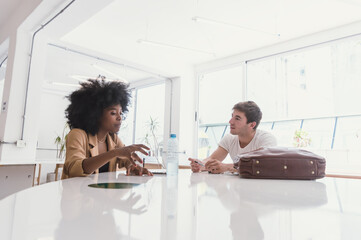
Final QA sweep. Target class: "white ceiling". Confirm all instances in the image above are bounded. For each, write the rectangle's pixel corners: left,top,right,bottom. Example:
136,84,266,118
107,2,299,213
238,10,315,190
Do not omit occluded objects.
58,0,361,76
4,0,361,87
43,43,154,88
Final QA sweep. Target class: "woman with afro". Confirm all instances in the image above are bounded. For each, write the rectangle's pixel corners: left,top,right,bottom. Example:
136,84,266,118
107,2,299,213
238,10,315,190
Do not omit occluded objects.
61,79,153,179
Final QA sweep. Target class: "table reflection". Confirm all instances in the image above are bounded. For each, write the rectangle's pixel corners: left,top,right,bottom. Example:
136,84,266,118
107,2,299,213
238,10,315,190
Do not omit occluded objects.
190,172,328,240
55,173,151,240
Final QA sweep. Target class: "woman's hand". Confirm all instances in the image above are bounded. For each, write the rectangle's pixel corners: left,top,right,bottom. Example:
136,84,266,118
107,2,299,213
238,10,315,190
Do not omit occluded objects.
127,165,153,176
116,144,150,165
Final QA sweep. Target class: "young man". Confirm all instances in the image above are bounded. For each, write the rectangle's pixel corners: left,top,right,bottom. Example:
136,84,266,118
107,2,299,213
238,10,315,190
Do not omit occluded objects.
189,101,276,174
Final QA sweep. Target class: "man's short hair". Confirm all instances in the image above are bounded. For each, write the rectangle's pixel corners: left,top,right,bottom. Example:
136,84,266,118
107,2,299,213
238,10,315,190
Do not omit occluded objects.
232,101,262,129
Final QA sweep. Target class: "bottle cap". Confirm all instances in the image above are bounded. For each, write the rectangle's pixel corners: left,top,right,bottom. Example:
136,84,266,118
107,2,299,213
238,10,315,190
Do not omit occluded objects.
170,134,176,138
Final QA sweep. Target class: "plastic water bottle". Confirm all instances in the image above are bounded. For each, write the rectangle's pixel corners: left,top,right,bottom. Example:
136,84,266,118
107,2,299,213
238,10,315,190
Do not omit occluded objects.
166,134,179,176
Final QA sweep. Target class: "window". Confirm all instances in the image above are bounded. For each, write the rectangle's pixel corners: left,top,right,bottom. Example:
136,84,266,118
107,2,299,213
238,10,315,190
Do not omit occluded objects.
197,34,361,175
246,59,279,121
247,37,361,121
134,83,165,152
257,121,273,131
301,118,335,150
333,116,361,150
271,120,301,147
116,90,135,145
329,115,361,173
198,66,243,160
246,35,361,174
118,83,166,161
199,125,228,159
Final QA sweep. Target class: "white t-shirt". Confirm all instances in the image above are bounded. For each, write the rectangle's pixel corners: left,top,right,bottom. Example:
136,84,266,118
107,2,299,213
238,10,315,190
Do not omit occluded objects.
219,129,277,163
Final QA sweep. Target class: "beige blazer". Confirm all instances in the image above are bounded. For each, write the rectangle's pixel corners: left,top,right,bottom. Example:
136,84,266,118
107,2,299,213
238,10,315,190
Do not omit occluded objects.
61,128,131,179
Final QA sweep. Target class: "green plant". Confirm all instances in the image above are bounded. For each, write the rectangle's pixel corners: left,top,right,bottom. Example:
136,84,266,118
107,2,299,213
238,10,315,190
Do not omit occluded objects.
55,123,70,159
293,129,311,148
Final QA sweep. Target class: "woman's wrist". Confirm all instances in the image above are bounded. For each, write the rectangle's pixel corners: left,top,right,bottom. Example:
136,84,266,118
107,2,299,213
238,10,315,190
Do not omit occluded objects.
113,147,123,158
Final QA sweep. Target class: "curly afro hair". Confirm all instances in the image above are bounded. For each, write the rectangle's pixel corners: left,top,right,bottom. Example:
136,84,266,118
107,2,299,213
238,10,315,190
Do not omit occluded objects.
65,79,131,135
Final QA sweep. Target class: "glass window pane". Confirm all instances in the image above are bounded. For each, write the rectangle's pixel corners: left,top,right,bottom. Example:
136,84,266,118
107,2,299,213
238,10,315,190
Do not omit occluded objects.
37,92,70,150
198,127,211,160
332,39,361,115
281,48,335,119
198,66,243,160
328,115,361,174
272,120,302,147
246,37,361,120
134,84,165,157
333,116,361,150
246,36,361,175
199,66,243,125
301,118,335,150
258,121,273,131
198,125,228,159
117,90,135,145
246,59,279,121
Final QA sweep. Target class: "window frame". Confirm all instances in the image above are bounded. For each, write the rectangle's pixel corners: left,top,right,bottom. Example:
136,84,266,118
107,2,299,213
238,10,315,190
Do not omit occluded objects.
195,29,361,177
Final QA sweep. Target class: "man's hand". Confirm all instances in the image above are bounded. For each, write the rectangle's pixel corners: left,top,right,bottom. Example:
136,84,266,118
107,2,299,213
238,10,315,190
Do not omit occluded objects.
205,159,228,174
188,158,205,173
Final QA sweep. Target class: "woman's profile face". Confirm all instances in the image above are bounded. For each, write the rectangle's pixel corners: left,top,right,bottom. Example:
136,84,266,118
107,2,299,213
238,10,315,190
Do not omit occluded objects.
99,104,123,133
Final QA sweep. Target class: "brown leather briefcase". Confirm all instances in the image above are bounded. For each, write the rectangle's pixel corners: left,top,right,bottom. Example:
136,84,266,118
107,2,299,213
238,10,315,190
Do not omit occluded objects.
235,147,326,180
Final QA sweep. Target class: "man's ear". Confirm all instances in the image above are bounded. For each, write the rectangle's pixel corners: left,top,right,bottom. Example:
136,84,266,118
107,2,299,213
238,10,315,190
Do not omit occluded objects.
249,122,257,129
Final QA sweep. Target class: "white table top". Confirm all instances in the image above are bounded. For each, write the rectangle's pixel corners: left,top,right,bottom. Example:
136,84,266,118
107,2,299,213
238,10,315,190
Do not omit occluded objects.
1,170,361,240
